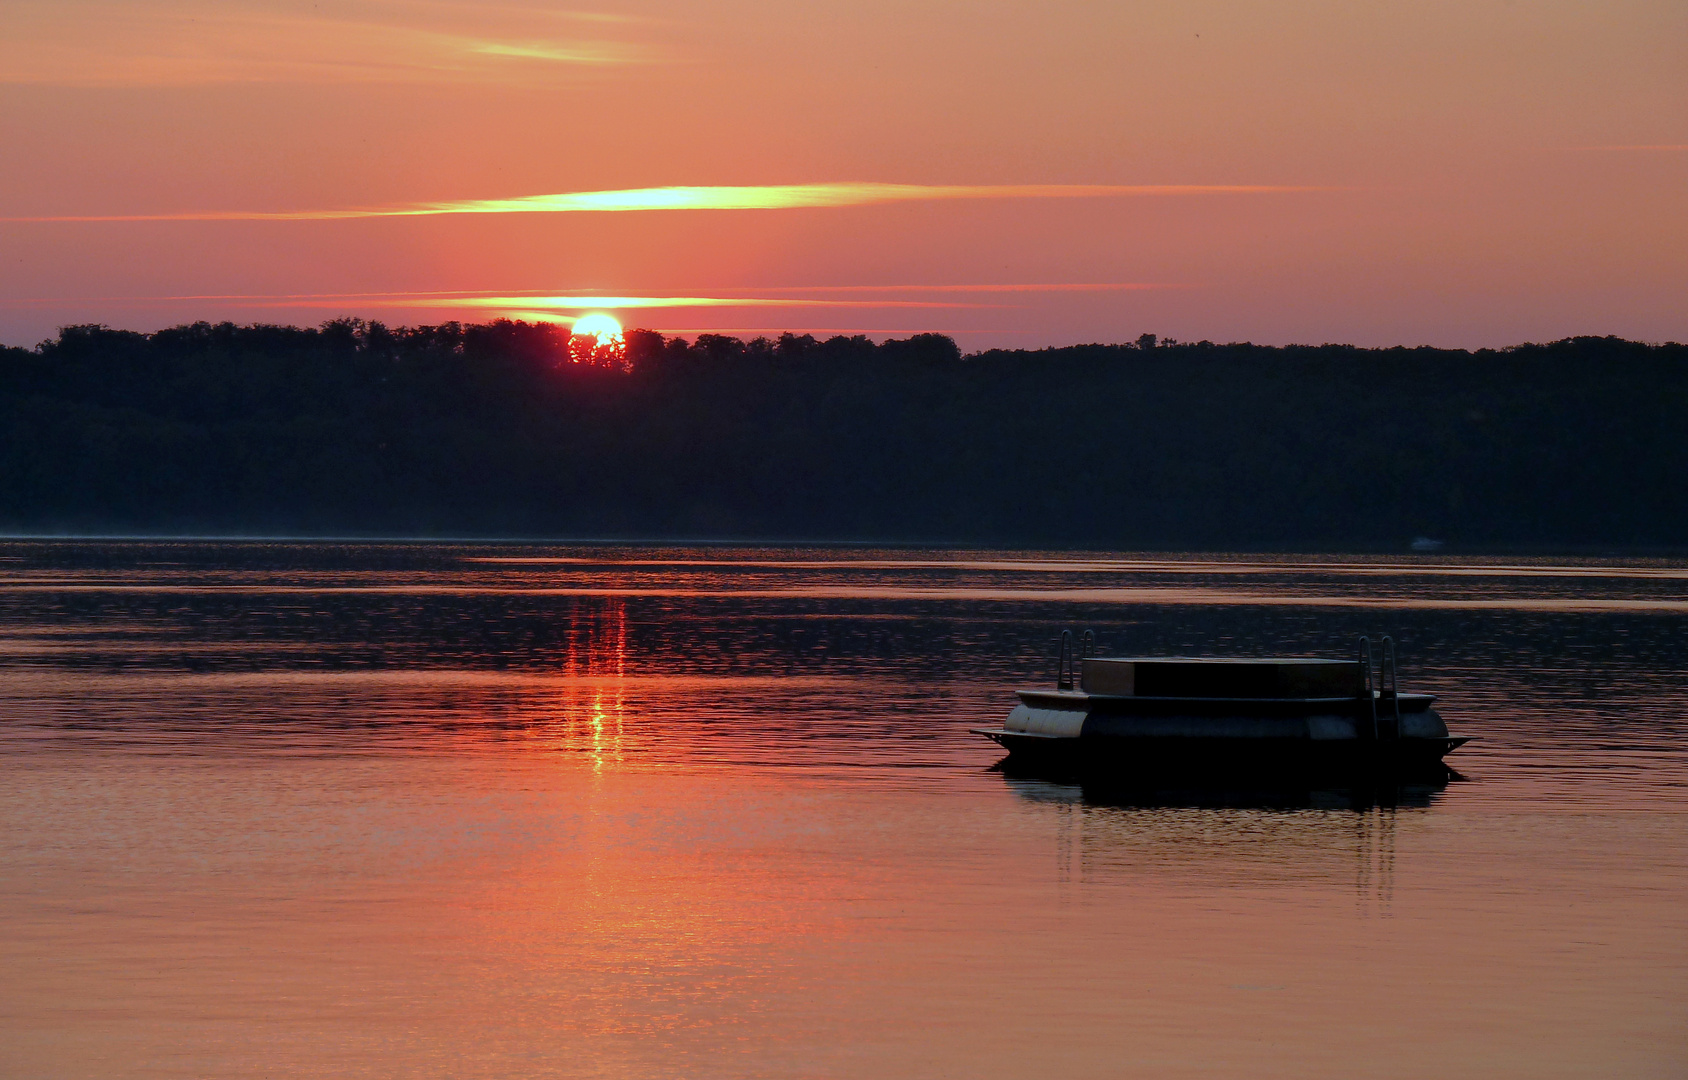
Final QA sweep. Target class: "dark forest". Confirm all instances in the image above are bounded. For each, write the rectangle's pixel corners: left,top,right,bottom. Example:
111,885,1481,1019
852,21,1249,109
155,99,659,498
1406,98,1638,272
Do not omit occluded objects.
1,320,1683,549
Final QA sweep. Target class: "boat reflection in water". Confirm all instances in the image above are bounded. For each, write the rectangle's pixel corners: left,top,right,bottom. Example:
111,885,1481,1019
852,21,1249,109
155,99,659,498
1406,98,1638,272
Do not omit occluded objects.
998,760,1461,909
999,759,1461,811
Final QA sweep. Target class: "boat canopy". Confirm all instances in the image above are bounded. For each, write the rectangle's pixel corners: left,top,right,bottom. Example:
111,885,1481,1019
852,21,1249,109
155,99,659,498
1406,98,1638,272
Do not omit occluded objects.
1080,658,1365,699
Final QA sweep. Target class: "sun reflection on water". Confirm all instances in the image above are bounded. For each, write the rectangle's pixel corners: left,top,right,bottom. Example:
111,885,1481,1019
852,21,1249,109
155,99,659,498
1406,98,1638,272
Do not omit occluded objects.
552,598,629,770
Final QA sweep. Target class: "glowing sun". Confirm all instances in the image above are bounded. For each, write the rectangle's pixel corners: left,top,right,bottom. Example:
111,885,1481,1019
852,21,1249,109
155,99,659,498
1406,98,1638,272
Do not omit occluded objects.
571,312,622,341
568,312,626,367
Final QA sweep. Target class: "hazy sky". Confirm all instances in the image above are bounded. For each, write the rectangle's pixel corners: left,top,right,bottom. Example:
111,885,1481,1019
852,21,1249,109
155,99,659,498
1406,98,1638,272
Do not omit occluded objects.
1,0,1683,348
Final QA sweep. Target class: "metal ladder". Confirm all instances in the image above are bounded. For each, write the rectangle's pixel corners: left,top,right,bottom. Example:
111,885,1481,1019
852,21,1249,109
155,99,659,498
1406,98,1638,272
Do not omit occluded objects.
1056,629,1097,690
1357,634,1401,741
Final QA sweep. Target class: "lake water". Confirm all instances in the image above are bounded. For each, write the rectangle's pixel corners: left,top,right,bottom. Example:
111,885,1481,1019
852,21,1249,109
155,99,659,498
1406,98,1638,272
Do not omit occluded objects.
2,543,1685,1078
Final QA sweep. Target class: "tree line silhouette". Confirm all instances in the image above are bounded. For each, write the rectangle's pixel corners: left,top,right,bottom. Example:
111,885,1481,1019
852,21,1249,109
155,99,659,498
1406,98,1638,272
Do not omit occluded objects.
1,319,1683,547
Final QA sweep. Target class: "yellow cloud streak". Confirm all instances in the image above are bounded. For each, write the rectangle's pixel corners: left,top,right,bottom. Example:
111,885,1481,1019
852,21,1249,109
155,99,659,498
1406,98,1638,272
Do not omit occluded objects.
6,183,1329,223
0,3,652,87
467,41,631,64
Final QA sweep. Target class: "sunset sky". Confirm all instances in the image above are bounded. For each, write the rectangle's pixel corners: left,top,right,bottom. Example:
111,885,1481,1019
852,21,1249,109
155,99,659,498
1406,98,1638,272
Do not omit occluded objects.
1,0,1683,348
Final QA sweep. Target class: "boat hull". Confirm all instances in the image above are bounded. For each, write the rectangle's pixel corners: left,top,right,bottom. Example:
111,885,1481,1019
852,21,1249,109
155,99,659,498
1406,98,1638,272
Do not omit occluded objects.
973,727,1467,772
972,688,1468,775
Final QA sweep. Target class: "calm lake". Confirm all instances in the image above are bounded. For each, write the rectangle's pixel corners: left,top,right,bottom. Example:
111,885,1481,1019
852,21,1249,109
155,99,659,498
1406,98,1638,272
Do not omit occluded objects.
2,542,1685,1078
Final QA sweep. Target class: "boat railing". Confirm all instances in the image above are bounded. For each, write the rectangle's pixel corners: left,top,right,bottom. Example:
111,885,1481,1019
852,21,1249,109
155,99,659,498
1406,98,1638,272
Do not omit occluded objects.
1380,634,1401,739
1053,632,1407,737
1358,636,1379,741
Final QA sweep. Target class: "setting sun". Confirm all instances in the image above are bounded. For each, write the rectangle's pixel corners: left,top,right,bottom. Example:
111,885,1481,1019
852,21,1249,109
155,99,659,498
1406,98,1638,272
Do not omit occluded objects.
571,313,622,340
568,312,626,368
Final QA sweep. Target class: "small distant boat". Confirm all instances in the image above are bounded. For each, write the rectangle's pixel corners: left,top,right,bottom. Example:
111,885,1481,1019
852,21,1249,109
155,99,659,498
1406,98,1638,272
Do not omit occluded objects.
972,632,1469,771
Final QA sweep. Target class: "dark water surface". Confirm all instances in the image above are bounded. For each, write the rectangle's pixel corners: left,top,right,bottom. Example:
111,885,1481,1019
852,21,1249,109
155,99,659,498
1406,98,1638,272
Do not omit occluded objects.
2,543,1685,1078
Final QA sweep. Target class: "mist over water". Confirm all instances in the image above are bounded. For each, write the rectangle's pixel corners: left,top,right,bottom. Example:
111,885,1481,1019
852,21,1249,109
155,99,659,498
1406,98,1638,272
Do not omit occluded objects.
2,543,1684,1078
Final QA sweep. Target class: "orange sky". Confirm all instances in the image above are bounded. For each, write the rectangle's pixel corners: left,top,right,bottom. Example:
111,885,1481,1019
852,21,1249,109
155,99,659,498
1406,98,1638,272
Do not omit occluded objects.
1,0,1683,348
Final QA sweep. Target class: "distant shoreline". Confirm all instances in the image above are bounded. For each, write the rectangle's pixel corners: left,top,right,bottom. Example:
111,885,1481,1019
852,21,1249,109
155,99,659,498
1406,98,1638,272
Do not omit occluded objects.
3,537,1687,561
5,323,1684,549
